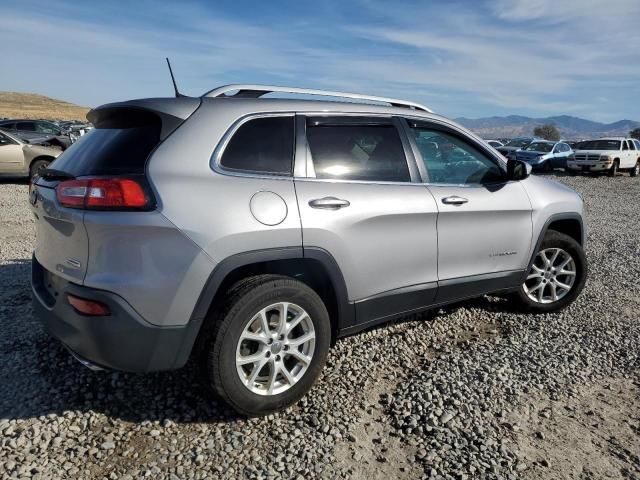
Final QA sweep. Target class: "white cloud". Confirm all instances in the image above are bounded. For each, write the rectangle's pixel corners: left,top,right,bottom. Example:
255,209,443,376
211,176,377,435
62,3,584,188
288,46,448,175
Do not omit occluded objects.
0,0,638,121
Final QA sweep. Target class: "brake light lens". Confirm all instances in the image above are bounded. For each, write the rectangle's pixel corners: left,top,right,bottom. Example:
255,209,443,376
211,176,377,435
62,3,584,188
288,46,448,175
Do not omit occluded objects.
56,178,152,210
67,294,111,316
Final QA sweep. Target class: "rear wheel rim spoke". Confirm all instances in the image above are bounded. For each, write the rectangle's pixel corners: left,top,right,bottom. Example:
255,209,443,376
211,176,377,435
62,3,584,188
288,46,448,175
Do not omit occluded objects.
236,301,315,396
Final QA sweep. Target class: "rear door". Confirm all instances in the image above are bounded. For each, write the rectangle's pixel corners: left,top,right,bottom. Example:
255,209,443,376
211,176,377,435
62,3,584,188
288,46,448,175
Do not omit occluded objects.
404,118,533,300
624,140,635,168
294,115,439,325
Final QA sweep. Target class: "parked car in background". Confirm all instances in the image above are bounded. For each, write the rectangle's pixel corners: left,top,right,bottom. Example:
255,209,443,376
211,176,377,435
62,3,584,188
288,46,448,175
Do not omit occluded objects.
567,138,640,177
0,119,72,149
514,140,572,171
486,139,504,148
30,84,587,416
0,129,62,177
496,136,539,159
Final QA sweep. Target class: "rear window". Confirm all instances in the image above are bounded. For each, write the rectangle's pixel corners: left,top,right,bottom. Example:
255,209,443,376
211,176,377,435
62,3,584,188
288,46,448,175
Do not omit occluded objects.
220,116,294,175
50,111,161,176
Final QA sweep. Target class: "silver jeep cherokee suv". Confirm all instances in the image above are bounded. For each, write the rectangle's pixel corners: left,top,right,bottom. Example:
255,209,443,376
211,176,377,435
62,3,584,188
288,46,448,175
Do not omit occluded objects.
31,85,587,416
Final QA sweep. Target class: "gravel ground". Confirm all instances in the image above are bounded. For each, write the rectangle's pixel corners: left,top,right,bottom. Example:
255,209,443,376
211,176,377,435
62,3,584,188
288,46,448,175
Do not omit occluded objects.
1,173,639,480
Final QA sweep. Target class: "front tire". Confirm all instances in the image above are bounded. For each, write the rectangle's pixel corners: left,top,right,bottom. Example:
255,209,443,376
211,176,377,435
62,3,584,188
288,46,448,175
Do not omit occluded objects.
630,161,640,177
608,160,619,177
514,231,587,313
203,275,331,416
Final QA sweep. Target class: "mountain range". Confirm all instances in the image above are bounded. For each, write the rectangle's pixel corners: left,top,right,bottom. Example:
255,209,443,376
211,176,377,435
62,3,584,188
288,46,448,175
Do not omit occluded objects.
454,115,640,140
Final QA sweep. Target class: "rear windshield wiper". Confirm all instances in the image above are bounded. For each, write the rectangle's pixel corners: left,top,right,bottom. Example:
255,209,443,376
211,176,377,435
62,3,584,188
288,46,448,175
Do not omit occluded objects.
39,168,76,181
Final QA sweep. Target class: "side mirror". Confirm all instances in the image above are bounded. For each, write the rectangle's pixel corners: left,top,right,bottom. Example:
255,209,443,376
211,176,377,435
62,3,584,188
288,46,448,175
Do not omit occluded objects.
507,159,531,181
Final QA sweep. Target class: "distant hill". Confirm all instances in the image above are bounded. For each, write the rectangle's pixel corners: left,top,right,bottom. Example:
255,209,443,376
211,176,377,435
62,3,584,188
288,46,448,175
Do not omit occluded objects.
0,92,89,121
455,114,640,139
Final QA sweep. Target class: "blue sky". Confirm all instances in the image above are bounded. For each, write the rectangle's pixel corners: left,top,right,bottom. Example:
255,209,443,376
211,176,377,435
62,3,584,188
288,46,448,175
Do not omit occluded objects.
2,0,639,121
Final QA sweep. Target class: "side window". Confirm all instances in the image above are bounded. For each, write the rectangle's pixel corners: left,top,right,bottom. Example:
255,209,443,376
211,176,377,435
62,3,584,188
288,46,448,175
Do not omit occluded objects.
409,124,505,185
0,122,15,131
627,140,636,151
622,141,629,151
561,144,570,152
0,132,13,145
220,116,294,175
635,140,640,150
35,122,59,135
305,120,410,182
18,122,36,132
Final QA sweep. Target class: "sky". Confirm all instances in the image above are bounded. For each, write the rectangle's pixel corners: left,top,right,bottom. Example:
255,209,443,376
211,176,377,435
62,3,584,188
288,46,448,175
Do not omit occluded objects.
2,0,639,122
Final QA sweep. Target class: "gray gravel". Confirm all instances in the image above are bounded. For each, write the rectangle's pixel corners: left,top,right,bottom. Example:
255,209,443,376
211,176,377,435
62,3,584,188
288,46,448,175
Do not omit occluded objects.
1,173,639,480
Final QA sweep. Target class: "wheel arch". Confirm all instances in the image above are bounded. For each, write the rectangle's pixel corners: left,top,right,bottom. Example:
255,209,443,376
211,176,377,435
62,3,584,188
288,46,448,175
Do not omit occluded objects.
175,247,353,368
29,155,56,169
522,213,584,283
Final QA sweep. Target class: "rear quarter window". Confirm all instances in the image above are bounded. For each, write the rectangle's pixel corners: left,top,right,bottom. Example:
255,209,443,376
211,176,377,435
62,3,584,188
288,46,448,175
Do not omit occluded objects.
219,116,294,175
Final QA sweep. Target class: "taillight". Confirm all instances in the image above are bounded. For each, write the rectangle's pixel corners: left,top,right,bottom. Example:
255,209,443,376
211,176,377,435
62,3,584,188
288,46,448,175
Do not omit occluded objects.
55,177,153,210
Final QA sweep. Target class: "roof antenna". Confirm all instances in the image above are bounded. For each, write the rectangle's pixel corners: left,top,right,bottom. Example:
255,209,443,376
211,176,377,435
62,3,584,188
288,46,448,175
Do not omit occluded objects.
166,58,183,97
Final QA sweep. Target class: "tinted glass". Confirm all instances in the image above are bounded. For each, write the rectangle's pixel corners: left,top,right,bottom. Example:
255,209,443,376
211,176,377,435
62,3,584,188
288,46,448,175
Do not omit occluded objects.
635,140,640,149
49,114,161,176
505,138,532,148
411,126,504,184
306,122,410,182
579,140,621,150
0,122,15,130
18,122,36,131
525,142,553,153
34,122,60,135
0,131,13,145
220,116,294,175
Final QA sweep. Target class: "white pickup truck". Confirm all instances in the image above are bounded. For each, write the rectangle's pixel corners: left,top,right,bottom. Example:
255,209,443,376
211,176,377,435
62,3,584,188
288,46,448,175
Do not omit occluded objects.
567,137,640,177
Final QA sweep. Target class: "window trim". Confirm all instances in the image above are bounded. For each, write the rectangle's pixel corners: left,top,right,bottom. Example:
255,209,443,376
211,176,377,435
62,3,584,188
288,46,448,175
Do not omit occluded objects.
211,112,296,179
294,113,421,185
400,116,510,187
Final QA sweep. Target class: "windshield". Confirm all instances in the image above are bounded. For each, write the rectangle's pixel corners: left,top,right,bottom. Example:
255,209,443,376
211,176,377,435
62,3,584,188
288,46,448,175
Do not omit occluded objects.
505,138,531,148
578,140,621,151
524,142,553,153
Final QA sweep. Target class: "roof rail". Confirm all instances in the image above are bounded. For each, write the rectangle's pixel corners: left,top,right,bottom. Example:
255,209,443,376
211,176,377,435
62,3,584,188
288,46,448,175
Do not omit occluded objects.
202,84,433,113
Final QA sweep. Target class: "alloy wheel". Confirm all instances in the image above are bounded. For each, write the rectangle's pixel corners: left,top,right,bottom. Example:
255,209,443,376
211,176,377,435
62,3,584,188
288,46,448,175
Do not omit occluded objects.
235,302,315,396
523,248,577,304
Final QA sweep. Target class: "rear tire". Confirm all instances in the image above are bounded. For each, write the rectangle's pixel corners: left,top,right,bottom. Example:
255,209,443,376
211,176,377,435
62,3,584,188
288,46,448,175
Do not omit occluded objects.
29,159,51,179
630,161,640,177
513,231,587,313
202,275,331,416
608,160,619,177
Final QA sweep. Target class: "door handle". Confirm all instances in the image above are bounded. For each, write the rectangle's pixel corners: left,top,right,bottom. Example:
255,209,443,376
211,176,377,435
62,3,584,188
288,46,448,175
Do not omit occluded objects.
441,196,468,205
308,197,351,210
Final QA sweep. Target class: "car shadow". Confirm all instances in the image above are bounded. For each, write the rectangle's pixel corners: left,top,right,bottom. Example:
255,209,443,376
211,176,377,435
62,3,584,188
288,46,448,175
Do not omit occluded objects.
0,258,524,424
0,258,244,424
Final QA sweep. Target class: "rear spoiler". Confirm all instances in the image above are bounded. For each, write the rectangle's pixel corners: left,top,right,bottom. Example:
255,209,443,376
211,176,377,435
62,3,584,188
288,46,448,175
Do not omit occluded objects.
87,97,201,140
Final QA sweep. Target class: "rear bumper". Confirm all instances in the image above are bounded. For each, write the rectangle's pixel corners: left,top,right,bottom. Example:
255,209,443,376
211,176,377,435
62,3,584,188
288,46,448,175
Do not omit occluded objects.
31,256,195,372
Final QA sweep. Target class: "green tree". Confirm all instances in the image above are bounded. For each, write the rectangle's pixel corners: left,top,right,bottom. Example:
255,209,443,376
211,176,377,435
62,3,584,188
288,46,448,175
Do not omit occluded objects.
533,123,561,141
629,128,640,139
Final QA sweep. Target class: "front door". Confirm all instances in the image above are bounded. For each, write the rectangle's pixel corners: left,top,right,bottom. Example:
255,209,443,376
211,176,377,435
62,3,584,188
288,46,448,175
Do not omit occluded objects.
405,119,533,300
0,132,24,173
294,115,439,325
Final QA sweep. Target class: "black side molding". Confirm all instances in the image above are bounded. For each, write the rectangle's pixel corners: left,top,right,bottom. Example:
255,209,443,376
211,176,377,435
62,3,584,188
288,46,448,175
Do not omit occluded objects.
522,212,584,283
176,246,353,367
